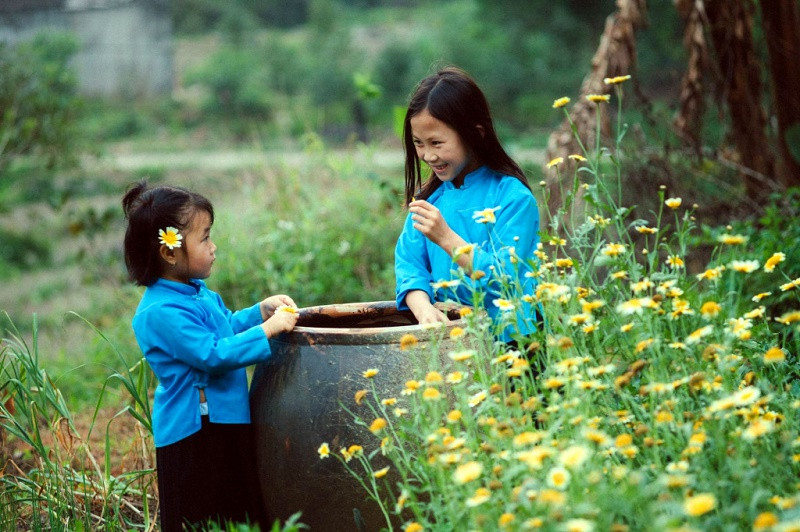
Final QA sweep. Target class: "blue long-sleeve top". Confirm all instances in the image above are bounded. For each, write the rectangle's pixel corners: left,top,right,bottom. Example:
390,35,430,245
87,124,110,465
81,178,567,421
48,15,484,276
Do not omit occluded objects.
395,165,540,341
132,278,270,447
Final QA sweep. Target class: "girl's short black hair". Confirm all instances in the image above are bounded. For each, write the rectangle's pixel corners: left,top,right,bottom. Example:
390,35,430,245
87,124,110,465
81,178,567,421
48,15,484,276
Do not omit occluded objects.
121,181,214,286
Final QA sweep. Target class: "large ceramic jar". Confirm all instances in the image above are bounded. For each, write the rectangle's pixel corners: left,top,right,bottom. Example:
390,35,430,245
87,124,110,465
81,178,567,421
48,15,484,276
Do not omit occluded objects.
250,300,469,531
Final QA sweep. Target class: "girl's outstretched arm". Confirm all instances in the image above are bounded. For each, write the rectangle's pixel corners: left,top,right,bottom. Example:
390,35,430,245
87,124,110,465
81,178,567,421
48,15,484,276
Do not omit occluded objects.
405,289,449,324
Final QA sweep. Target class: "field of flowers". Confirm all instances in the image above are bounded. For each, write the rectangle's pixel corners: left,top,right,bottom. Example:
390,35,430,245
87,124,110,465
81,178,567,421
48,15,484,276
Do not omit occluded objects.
320,81,800,531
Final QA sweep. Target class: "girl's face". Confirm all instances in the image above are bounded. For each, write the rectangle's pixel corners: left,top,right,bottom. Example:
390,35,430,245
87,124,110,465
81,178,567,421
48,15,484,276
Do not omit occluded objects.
163,209,216,283
410,109,479,187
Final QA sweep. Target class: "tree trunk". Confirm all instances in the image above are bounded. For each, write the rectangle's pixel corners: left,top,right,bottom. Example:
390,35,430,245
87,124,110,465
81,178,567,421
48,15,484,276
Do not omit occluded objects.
544,0,646,222
760,0,800,188
704,0,776,200
674,0,710,154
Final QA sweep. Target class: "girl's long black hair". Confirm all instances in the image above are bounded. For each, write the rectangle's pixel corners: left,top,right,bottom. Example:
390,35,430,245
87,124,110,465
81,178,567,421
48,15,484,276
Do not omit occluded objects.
402,66,530,205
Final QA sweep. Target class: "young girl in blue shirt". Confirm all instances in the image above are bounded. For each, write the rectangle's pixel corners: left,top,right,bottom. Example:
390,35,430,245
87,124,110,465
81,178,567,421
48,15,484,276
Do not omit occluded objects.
122,181,298,531
395,66,541,342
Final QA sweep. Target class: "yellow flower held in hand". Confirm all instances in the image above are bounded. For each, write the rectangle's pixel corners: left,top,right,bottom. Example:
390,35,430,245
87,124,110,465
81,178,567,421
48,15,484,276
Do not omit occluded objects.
276,305,298,314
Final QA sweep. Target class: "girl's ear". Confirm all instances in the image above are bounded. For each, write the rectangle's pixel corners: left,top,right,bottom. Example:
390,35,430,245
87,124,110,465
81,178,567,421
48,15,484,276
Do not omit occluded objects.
159,244,178,266
476,124,485,138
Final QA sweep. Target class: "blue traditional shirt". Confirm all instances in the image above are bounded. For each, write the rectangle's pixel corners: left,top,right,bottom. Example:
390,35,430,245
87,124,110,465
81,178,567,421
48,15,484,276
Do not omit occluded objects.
132,278,270,447
395,165,540,340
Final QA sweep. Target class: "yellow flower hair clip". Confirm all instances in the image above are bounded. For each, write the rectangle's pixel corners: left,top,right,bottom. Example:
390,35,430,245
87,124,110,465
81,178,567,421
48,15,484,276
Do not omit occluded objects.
158,227,183,249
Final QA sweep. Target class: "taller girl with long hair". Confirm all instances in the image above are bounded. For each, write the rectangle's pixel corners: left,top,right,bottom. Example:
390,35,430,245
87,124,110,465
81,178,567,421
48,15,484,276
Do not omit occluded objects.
394,66,541,342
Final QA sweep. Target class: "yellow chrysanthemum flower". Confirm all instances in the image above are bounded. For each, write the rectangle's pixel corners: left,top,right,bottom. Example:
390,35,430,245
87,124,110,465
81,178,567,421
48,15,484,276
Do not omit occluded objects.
547,466,571,489
453,461,483,484
696,266,726,281
373,466,390,478
763,252,786,273
636,226,658,234
369,417,388,433
399,333,418,351
362,368,379,378
425,371,443,383
601,243,626,257
666,255,684,268
665,197,682,209
764,347,786,364
564,518,596,532
422,387,441,401
718,233,748,245
730,259,760,273
317,442,330,459
431,279,460,290
553,96,571,108
404,522,423,532
494,299,515,312
776,311,800,324
780,278,800,292
700,301,721,318
686,325,713,344
604,74,632,85
448,349,475,362
753,512,779,531
158,226,183,249
498,513,515,527
587,94,610,103
569,153,587,162
683,493,716,516
472,206,501,224
469,390,488,407
354,389,368,405
466,487,491,507
453,244,475,257
547,157,564,168
616,297,655,315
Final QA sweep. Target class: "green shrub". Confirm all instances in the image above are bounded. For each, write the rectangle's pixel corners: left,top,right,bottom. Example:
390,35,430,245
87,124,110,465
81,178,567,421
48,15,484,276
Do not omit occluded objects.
209,148,401,309
0,32,82,175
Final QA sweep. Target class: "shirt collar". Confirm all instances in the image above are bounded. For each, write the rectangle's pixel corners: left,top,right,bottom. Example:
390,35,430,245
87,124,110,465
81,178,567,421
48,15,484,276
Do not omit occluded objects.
440,165,489,191
152,277,203,295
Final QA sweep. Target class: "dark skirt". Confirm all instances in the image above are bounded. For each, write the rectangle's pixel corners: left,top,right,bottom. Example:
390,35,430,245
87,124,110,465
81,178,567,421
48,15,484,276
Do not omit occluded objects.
155,416,267,531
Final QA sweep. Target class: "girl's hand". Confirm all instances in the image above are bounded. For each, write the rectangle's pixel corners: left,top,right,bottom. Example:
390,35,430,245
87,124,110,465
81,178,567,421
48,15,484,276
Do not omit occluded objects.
405,290,449,325
410,200,472,271
261,309,299,338
413,304,449,325
260,294,297,321
409,200,456,247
